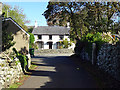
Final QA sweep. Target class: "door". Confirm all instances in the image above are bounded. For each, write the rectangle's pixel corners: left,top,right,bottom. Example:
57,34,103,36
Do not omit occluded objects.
48,42,52,49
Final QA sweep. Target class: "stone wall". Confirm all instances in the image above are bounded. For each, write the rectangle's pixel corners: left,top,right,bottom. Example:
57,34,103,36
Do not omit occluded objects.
35,49,74,55
75,41,120,81
77,48,90,61
97,43,120,81
0,57,23,89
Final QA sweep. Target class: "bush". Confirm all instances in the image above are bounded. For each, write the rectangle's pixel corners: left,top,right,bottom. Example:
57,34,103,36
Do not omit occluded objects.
75,32,106,59
29,33,37,49
60,38,72,48
13,48,28,73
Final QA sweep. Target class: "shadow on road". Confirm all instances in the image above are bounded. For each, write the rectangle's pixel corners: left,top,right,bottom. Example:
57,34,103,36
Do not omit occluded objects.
25,55,98,88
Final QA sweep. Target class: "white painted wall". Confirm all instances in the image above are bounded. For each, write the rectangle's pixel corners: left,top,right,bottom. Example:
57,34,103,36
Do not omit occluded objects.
34,34,70,49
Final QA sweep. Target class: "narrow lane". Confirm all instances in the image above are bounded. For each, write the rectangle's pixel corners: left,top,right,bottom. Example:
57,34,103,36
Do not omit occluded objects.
19,54,98,88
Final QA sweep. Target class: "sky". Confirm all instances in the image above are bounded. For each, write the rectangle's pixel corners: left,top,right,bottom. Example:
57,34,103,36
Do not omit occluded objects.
2,1,119,26
3,2,49,26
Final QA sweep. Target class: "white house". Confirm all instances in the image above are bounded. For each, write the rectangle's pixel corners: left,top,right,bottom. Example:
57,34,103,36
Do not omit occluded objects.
32,25,71,49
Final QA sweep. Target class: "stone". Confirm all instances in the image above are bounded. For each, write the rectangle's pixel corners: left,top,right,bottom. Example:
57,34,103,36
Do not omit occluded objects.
0,71,4,75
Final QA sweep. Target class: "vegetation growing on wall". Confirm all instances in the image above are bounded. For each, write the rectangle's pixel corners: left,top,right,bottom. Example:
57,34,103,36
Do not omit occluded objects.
13,48,28,73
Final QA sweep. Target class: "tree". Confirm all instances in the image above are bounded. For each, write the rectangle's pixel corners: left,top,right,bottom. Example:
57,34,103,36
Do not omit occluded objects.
43,2,120,41
2,4,30,31
85,2,120,33
27,26,34,33
43,2,88,40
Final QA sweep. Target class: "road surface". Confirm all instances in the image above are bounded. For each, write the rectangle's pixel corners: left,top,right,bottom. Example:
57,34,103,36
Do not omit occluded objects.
19,54,98,88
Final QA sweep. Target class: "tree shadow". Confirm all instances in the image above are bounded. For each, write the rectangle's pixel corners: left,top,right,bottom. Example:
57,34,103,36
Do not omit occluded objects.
27,55,98,88
25,69,56,76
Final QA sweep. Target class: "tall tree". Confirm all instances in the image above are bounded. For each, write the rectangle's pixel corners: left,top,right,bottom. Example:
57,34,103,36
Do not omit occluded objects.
43,2,120,41
43,2,88,40
2,4,29,31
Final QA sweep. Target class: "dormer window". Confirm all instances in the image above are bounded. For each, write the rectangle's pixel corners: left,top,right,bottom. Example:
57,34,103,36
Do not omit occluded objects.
49,35,52,40
38,35,42,39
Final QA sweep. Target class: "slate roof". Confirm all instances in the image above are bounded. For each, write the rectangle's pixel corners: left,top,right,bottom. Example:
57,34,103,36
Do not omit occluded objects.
32,26,70,35
4,17,30,36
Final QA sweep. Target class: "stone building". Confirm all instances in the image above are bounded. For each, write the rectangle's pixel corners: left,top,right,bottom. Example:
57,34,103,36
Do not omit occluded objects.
2,17,30,54
1,17,31,67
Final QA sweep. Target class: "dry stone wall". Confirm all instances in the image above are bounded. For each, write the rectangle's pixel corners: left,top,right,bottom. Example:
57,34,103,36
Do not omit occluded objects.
78,48,90,61
0,57,23,89
97,43,120,81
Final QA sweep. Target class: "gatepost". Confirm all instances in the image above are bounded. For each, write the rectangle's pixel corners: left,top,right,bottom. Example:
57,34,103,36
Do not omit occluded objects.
92,43,97,65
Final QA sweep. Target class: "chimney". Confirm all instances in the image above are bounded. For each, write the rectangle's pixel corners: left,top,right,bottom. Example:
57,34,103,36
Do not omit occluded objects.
35,20,38,28
67,22,70,28
0,2,2,52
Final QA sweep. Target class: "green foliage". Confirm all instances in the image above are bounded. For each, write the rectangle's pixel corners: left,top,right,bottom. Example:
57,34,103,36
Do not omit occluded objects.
29,33,36,49
12,48,28,72
75,32,107,58
2,4,29,31
17,54,27,70
60,38,72,48
43,2,120,41
43,2,89,40
9,82,22,88
29,33,34,44
81,32,104,43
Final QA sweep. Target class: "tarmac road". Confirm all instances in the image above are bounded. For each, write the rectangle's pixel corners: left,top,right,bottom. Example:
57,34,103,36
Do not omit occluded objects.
19,54,98,88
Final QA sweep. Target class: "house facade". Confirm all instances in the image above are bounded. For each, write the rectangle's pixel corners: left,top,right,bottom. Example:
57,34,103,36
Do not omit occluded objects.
32,26,70,49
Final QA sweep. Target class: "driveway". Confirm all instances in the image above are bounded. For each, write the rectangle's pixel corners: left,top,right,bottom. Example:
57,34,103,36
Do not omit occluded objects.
19,53,98,88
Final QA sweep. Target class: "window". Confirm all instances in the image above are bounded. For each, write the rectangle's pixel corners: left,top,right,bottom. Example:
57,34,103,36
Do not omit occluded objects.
49,35,52,40
59,35,64,40
38,35,42,39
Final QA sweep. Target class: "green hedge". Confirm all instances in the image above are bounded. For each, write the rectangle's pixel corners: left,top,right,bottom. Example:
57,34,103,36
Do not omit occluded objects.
75,32,106,59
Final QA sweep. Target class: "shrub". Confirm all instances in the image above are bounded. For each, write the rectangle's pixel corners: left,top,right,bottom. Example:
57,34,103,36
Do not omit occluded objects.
29,33,38,49
75,32,106,59
60,38,72,48
12,48,28,73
